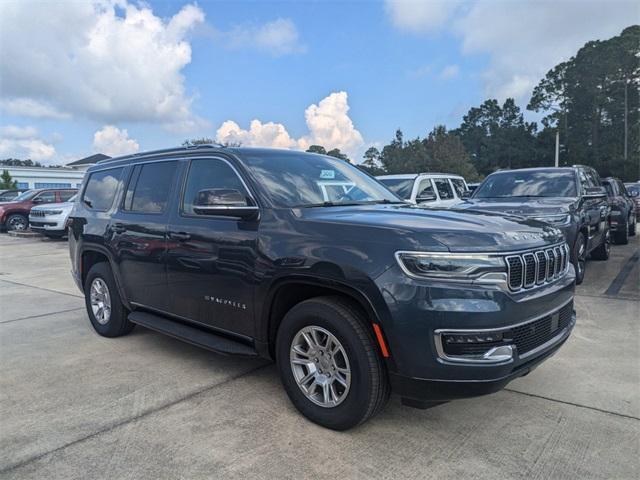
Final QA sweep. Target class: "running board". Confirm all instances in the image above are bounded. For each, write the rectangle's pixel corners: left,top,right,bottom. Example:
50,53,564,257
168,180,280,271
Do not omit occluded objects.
128,311,258,357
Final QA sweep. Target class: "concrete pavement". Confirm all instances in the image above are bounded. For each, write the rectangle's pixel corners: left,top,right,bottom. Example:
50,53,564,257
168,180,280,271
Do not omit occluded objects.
0,234,638,479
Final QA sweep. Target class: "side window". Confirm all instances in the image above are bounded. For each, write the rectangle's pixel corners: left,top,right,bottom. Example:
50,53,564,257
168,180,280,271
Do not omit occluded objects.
450,178,467,197
182,159,252,215
578,170,593,192
59,190,76,202
35,191,56,203
434,179,454,200
123,161,178,214
587,169,601,187
83,168,123,211
415,178,435,202
618,180,628,197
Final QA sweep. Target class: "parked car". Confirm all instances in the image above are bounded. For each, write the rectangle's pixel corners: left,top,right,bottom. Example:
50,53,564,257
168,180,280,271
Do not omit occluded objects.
602,178,636,244
376,173,469,207
459,166,610,285
0,188,77,231
29,194,77,238
70,146,575,430
624,182,640,219
0,189,28,202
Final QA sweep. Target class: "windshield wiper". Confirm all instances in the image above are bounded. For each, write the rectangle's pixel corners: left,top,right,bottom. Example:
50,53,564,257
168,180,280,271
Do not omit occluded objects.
297,199,405,208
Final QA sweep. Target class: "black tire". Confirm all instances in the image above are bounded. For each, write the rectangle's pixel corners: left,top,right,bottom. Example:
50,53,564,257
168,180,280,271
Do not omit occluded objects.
6,213,28,231
628,215,636,236
614,220,629,244
84,262,134,337
276,296,390,430
591,229,611,261
572,233,587,285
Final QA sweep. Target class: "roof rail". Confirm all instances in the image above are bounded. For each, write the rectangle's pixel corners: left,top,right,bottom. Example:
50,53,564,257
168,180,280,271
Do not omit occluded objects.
96,144,226,164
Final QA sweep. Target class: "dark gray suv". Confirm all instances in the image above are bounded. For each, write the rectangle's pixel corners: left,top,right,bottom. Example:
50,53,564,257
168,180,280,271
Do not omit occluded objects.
460,166,610,284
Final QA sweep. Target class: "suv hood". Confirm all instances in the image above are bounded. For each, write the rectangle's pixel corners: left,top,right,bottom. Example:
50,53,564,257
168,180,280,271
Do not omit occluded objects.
459,197,577,217
297,204,564,252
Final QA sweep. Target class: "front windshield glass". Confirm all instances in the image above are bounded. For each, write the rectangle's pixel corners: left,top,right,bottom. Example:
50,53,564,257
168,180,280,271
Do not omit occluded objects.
241,153,402,207
377,178,415,200
474,170,577,198
13,190,37,201
626,184,640,196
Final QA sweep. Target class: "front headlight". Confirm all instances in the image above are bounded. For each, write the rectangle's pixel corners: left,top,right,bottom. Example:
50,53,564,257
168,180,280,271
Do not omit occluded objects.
395,251,506,280
530,214,571,226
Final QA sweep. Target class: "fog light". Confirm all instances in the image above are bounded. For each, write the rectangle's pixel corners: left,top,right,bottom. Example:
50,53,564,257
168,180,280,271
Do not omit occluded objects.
444,332,504,344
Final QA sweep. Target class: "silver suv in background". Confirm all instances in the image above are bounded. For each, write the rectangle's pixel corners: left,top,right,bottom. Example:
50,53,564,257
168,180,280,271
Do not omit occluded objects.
29,194,76,238
377,173,469,207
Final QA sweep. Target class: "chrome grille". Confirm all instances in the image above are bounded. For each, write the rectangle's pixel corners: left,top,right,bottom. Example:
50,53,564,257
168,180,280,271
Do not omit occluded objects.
506,243,569,291
31,210,45,217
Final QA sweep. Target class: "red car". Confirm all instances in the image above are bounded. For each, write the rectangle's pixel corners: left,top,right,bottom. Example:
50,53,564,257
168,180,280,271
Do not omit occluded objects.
0,188,77,231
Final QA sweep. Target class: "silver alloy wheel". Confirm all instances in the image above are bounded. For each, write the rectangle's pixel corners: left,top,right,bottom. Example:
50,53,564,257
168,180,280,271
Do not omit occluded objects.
8,215,27,231
90,278,111,325
290,326,351,408
605,230,611,254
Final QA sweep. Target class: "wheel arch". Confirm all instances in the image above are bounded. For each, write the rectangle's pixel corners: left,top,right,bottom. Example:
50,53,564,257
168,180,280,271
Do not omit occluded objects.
260,276,392,362
80,246,130,308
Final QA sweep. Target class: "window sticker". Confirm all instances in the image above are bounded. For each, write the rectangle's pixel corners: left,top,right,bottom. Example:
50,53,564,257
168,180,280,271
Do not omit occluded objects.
320,170,335,179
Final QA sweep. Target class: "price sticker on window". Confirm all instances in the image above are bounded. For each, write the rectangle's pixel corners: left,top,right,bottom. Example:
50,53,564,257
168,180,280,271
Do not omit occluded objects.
320,170,336,179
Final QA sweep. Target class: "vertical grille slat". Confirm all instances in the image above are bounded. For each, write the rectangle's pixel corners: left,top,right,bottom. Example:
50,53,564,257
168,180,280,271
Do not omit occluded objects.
506,243,569,291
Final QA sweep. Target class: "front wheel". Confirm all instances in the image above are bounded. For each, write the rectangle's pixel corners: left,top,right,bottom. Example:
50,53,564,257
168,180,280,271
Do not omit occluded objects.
276,296,389,430
591,229,611,261
6,214,28,231
572,233,587,285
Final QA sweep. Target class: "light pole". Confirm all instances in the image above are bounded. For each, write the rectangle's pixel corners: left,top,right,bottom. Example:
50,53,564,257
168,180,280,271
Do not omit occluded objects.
555,129,560,167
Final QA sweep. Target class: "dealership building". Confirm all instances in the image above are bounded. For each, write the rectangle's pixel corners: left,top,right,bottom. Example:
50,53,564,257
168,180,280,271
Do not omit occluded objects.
1,154,109,190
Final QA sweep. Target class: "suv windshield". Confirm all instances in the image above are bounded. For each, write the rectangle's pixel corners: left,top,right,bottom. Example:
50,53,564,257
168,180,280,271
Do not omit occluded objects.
474,170,577,198
13,190,37,201
241,153,402,207
377,178,415,200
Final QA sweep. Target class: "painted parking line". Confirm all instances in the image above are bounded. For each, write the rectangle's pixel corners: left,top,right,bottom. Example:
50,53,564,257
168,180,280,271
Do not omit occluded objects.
604,249,639,297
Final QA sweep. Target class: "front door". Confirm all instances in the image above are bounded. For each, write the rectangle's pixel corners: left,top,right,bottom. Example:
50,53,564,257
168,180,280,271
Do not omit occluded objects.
165,157,259,338
108,160,179,311
578,168,608,250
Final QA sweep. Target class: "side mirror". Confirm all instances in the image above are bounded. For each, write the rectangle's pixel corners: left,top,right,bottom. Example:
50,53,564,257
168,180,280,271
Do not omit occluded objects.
192,188,258,219
32,197,44,204
460,191,471,199
584,186,607,198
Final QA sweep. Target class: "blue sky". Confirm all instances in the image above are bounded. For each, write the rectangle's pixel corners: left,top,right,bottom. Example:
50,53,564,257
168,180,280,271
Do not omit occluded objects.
0,0,636,164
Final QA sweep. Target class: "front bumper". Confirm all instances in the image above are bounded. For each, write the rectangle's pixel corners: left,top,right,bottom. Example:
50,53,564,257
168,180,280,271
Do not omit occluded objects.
29,214,67,233
375,262,576,402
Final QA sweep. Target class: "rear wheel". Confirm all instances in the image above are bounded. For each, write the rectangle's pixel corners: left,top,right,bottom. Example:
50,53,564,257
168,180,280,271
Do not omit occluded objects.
276,296,389,430
6,214,28,231
572,233,587,285
591,229,611,261
84,262,134,337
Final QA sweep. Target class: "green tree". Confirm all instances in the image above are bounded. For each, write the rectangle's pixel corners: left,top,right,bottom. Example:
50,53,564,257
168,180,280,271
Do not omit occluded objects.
528,26,640,180
359,147,385,175
0,170,18,189
326,148,350,162
423,126,480,181
306,145,327,155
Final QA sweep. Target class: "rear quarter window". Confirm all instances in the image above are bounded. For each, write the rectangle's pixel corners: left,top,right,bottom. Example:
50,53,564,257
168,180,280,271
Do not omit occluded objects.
82,167,123,211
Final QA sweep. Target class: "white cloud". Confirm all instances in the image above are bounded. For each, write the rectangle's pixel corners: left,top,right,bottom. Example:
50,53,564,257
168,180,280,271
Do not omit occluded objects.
385,0,463,34
215,92,364,158
0,98,71,120
93,126,139,157
438,64,460,80
0,1,206,130
386,0,636,100
0,125,56,161
225,18,305,56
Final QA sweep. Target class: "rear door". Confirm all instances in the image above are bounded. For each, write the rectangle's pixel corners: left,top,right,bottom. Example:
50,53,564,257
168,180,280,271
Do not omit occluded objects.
108,159,180,311
165,156,259,338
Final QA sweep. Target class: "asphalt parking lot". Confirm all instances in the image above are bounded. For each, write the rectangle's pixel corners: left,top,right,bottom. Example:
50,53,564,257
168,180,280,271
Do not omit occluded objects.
0,235,638,479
